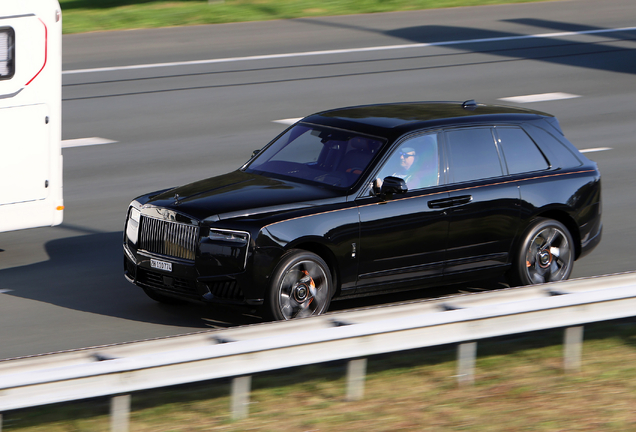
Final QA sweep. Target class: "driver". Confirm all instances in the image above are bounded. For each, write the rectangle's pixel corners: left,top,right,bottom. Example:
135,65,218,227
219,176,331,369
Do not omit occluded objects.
376,146,419,189
394,147,418,184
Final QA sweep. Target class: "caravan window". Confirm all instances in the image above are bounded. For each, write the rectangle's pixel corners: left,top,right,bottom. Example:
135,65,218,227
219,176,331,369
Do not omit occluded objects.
0,28,14,80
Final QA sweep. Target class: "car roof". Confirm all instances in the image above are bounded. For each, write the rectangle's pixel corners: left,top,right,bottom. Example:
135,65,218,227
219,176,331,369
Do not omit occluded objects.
301,101,554,140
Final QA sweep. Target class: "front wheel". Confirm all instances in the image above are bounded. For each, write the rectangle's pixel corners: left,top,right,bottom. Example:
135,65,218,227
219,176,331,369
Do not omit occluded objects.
509,218,574,286
265,250,333,321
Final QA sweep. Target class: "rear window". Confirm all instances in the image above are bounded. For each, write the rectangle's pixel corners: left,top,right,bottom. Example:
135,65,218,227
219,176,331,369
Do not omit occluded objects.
526,124,582,168
496,127,549,174
446,127,503,183
0,28,14,80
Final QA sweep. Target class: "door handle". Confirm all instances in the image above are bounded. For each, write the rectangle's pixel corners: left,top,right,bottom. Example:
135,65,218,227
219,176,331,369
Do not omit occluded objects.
428,195,472,209
428,198,455,209
452,195,472,206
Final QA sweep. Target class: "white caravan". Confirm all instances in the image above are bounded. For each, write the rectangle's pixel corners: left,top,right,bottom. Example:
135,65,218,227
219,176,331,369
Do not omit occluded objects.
0,0,62,233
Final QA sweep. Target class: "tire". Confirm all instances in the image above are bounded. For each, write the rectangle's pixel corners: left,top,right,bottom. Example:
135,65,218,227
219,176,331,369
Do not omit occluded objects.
142,287,185,305
509,218,574,286
265,250,333,321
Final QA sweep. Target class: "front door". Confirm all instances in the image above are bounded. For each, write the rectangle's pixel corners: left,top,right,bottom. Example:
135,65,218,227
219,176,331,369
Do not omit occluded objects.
356,132,449,292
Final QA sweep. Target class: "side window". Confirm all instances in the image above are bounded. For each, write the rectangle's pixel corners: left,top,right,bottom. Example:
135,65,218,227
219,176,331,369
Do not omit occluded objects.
376,133,439,190
526,123,582,168
446,128,503,183
496,127,549,174
0,28,14,80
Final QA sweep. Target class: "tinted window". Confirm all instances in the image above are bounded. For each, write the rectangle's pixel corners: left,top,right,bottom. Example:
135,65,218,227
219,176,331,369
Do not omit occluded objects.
245,124,384,189
446,128,502,183
267,126,324,164
527,124,582,168
376,133,439,190
496,127,548,174
0,28,14,80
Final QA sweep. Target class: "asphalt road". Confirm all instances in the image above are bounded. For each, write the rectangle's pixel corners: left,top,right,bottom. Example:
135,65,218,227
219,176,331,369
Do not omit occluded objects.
1,0,635,360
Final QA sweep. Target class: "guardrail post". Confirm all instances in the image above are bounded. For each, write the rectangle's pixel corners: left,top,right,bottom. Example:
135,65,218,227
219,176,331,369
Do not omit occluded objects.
457,342,477,386
110,394,131,432
564,326,584,372
346,358,367,401
231,375,252,420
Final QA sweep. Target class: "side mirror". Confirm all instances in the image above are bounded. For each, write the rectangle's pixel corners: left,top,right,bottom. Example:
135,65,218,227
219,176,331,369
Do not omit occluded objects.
382,176,408,194
374,176,407,199
251,149,261,158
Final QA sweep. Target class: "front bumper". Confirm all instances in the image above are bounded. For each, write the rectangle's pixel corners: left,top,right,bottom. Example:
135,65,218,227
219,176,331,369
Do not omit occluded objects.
124,245,261,306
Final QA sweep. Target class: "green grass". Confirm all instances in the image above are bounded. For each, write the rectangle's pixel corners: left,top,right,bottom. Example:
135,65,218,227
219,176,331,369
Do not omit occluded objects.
4,319,636,431
60,0,553,34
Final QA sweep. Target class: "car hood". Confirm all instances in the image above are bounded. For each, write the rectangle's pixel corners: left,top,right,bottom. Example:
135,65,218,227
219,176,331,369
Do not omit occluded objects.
142,170,342,221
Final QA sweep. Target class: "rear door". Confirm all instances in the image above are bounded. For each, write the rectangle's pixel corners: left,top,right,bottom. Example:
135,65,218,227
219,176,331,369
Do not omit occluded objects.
443,126,521,280
0,16,52,206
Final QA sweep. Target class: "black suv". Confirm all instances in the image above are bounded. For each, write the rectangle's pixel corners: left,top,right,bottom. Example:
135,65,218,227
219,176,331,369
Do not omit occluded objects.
123,101,602,320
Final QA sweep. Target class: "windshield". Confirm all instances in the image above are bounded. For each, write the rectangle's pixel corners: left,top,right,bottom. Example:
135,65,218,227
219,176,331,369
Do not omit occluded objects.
244,124,385,189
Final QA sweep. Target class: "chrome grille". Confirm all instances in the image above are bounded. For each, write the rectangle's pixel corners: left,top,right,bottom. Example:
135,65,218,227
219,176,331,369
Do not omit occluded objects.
139,216,199,261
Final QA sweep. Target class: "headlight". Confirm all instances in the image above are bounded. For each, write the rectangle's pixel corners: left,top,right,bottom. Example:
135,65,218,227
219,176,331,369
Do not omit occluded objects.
208,229,249,245
126,205,141,245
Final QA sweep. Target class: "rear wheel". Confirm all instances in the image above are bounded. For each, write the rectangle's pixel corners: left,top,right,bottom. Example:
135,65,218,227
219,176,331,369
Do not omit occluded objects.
509,218,574,286
265,250,333,321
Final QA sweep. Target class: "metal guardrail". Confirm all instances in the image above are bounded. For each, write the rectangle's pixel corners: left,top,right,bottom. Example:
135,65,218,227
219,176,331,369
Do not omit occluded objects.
1,272,635,431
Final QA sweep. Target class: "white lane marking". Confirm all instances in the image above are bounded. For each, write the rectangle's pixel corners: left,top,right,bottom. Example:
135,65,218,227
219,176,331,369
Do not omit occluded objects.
0,289,13,294
273,118,303,125
62,137,118,148
498,92,580,103
62,26,636,75
580,147,612,153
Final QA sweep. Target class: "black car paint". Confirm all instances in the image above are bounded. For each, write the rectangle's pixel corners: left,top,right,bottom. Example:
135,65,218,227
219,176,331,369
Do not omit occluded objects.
123,102,602,311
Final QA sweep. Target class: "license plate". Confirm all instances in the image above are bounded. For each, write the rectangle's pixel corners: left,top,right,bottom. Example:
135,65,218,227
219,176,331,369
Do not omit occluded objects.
150,259,172,272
